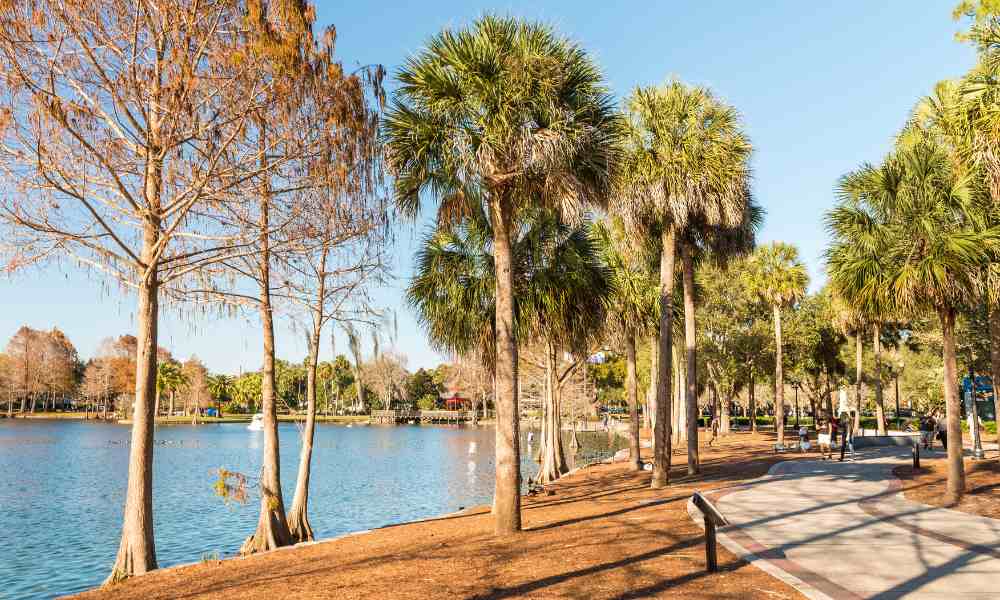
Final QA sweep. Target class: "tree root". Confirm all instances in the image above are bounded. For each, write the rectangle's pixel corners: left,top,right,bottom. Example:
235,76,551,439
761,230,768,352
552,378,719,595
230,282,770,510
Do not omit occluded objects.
287,509,315,544
241,506,292,556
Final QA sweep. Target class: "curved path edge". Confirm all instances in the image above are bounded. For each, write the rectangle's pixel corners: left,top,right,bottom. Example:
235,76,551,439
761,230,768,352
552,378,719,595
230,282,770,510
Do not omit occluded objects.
687,452,1000,600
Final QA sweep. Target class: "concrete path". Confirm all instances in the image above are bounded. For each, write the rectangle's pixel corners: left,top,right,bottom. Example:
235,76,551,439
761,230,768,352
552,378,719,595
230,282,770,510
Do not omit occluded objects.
703,449,1000,599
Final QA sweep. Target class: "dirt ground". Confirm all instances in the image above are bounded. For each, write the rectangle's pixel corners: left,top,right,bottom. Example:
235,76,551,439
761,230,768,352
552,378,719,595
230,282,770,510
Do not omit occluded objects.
894,455,1000,520
72,433,809,600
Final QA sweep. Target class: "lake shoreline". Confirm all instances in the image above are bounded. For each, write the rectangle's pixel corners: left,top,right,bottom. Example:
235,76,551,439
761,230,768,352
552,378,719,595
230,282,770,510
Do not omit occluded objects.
69,432,805,600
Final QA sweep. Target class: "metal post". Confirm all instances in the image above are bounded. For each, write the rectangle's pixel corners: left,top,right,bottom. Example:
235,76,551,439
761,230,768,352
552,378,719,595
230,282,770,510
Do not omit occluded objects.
912,439,920,469
704,515,718,573
894,372,901,431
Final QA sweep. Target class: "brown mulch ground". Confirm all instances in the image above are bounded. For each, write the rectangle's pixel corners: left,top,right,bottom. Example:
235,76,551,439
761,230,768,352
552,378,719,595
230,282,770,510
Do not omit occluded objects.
73,433,810,600
894,455,1000,520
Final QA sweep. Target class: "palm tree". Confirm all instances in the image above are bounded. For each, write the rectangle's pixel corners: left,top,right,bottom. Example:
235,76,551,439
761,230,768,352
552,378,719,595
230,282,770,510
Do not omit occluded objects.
826,211,896,438
615,80,750,485
207,374,232,418
593,218,659,470
827,124,1000,502
408,206,609,484
384,15,622,533
156,362,185,419
829,293,869,432
743,242,808,447
664,84,754,475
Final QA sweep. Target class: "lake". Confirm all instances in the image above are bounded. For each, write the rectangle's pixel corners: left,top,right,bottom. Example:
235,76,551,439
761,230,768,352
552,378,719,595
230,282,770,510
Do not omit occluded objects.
0,420,556,600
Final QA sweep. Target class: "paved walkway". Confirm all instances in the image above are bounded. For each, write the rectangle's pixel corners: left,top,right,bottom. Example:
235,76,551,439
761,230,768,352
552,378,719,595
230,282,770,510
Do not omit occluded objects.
703,449,1000,599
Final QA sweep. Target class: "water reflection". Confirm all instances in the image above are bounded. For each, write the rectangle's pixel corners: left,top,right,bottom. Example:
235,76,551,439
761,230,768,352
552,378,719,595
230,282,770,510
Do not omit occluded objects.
0,420,538,600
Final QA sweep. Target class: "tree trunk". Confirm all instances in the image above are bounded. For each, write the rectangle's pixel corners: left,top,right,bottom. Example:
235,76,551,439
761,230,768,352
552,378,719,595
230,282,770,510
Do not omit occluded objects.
168,391,174,419
681,243,699,474
652,224,676,489
105,221,160,584
940,306,966,503
854,334,863,432
873,323,886,435
749,371,757,433
721,392,731,435
288,317,321,543
242,165,292,555
672,347,683,448
824,370,834,423
990,299,1000,457
537,338,568,484
625,332,641,470
773,305,785,445
646,336,657,434
489,197,521,534
809,396,818,431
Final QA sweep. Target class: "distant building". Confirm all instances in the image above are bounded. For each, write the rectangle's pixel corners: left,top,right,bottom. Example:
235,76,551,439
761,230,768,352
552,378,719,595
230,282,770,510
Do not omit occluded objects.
439,389,470,410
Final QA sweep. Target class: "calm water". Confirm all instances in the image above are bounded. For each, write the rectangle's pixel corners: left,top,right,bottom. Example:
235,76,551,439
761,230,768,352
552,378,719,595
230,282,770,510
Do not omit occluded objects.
0,420,545,600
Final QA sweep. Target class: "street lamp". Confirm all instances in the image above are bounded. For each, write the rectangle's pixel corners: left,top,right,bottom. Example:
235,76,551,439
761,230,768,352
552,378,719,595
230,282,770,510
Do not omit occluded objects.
895,362,903,431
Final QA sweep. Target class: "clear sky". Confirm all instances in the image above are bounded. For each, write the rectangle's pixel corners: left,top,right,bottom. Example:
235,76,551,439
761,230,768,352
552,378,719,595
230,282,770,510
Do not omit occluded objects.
0,1,978,374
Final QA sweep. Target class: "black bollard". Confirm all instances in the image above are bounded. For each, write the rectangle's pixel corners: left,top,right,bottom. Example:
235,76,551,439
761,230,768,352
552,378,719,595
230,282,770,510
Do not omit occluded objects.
912,441,920,470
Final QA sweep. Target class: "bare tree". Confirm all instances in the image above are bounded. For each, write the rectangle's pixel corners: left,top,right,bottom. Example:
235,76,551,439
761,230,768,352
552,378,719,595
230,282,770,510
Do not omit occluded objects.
0,0,294,582
279,64,386,541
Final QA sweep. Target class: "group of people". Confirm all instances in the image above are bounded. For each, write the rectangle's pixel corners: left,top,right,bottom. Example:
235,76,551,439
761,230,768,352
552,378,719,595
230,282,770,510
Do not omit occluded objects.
917,414,948,450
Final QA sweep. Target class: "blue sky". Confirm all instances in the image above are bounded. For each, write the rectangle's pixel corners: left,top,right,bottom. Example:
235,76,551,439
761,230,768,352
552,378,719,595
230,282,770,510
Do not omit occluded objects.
0,1,977,373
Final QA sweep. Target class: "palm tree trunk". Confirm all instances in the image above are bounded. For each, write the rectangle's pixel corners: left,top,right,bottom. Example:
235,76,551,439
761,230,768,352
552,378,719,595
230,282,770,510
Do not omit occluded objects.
288,317,321,543
242,156,292,555
773,304,785,445
105,215,161,584
989,299,1000,457
625,332,641,471
873,323,886,435
749,371,756,433
672,347,682,448
652,224,676,489
854,333,863,432
489,197,521,534
646,336,657,434
681,244,699,473
940,306,966,502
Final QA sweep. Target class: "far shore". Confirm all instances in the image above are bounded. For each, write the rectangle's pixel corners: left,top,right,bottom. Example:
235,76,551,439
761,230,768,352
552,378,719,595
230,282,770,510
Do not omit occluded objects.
0,412,371,425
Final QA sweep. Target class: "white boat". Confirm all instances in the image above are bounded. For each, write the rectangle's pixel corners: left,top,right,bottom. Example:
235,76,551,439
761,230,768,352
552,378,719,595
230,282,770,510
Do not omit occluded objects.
247,413,265,431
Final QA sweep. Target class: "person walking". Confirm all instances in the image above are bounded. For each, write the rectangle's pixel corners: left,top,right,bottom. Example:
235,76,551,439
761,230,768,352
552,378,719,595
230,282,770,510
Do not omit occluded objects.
919,415,934,450
936,414,948,451
839,412,853,462
827,415,839,460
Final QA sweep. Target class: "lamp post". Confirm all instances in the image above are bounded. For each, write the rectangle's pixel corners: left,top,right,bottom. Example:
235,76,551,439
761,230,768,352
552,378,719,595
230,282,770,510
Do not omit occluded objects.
794,382,800,429
895,362,903,431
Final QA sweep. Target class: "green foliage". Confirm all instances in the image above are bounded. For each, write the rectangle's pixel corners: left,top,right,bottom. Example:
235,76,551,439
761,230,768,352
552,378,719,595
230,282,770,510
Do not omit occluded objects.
406,368,441,404
408,206,609,369
416,394,438,411
743,242,809,311
383,14,623,222
588,353,626,406
697,259,773,398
